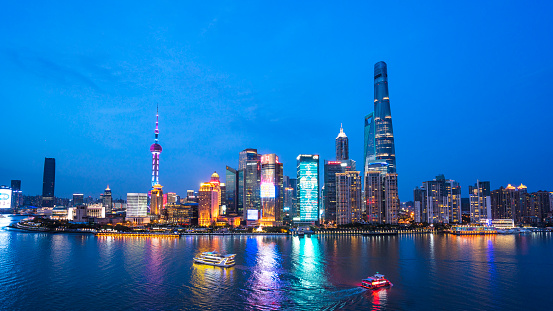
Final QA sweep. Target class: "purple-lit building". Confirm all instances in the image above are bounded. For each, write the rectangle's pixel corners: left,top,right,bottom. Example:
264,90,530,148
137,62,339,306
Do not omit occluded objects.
150,106,163,188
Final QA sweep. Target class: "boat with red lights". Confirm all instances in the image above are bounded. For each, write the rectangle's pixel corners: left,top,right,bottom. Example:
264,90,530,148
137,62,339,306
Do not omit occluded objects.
361,273,393,290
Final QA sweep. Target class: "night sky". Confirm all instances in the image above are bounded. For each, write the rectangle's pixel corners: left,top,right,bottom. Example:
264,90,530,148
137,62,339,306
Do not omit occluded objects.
1,1,552,201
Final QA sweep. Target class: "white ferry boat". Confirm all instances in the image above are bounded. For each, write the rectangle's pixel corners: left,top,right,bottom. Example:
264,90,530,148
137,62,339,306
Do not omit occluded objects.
193,251,236,267
361,273,393,290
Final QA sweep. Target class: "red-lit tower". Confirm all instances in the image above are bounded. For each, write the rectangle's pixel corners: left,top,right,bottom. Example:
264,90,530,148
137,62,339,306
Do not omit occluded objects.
150,105,162,188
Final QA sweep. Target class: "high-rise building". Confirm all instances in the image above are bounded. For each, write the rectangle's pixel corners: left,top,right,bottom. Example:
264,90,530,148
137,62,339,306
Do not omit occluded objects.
469,181,491,223
413,175,460,224
363,62,400,224
366,172,399,224
103,185,113,214
297,154,319,223
225,166,239,215
42,158,55,208
323,159,356,224
198,172,222,227
528,191,549,223
491,184,528,223
336,124,349,161
364,61,397,175
166,192,178,205
239,149,261,220
10,180,22,209
150,184,164,216
126,193,148,221
260,154,283,227
336,171,362,225
150,106,162,188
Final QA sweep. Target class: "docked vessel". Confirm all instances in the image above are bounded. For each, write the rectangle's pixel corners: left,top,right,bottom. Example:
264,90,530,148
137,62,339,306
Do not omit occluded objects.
193,251,236,267
361,273,393,290
449,225,497,235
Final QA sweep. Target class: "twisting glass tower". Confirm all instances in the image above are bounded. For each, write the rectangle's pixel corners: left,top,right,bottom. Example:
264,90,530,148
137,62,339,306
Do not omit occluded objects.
150,105,162,187
364,61,396,174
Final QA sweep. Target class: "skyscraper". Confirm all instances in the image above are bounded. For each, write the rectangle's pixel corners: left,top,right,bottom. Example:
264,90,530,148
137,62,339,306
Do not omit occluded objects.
73,193,84,206
198,172,222,227
336,171,362,225
42,158,55,208
363,62,399,224
336,124,349,160
469,181,491,223
150,184,164,216
260,154,283,226
364,61,397,175
103,185,113,214
297,154,319,223
239,148,261,220
10,180,22,209
225,166,239,215
126,193,148,222
150,106,162,188
413,175,460,224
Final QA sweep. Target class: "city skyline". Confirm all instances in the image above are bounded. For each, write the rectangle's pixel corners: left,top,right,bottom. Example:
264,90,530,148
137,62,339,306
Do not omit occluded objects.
2,2,553,200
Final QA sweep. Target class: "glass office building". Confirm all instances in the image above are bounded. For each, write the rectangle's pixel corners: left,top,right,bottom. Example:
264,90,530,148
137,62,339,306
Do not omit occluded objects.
297,154,319,223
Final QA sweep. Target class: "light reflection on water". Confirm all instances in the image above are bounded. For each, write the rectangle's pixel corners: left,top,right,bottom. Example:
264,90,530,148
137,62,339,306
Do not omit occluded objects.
1,216,552,310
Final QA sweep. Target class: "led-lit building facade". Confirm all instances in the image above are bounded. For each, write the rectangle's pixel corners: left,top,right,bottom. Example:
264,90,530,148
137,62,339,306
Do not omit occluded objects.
297,154,319,223
198,172,222,227
42,158,56,208
150,106,162,188
260,154,284,226
469,181,491,223
336,171,362,225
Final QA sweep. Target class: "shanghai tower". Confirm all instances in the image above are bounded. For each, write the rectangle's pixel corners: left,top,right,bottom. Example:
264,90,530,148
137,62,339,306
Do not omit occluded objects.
364,61,396,174
364,61,399,224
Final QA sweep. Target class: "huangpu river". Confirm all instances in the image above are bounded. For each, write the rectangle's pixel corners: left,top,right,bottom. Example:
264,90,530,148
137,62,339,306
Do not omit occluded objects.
1,215,552,311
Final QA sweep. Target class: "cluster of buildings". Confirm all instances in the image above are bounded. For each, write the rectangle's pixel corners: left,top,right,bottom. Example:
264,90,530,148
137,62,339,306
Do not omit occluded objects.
3,61,552,228
413,177,553,225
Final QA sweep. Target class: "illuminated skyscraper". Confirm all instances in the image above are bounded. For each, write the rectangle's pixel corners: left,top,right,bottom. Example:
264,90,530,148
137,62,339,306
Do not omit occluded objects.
225,166,238,214
323,159,355,224
336,124,349,161
42,158,55,208
198,172,222,227
150,184,164,216
364,61,397,175
260,154,283,226
336,171,362,225
126,193,148,222
366,171,399,224
413,175,460,224
10,180,22,209
297,154,319,223
103,185,113,214
150,106,162,188
239,148,261,220
469,181,491,223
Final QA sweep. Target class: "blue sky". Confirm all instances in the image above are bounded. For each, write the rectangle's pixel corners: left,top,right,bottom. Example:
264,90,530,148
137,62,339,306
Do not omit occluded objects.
1,1,552,200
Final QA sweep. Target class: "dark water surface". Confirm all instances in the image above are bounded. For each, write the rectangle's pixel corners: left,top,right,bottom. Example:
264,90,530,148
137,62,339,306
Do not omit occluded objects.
1,215,552,310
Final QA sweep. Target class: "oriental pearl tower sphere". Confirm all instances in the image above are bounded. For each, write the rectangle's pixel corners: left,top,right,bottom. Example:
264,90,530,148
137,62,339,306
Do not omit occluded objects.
150,105,163,188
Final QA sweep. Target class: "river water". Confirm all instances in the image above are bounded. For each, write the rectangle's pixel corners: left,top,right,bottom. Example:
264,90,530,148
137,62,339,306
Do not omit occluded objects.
1,215,552,310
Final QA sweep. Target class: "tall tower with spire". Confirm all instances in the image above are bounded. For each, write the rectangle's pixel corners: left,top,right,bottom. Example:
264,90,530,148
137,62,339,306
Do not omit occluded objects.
336,123,349,160
150,105,162,188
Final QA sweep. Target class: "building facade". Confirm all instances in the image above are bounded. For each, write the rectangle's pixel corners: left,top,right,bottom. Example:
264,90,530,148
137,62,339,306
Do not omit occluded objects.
469,181,491,223
297,154,319,223
239,148,261,220
42,158,56,208
225,166,239,215
103,185,113,214
336,124,349,161
260,154,284,227
198,172,222,227
126,193,148,221
413,175,460,224
150,184,164,216
336,171,362,225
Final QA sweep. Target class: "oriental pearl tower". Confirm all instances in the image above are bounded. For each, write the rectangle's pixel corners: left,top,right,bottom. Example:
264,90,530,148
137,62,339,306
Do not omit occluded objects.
150,105,162,188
